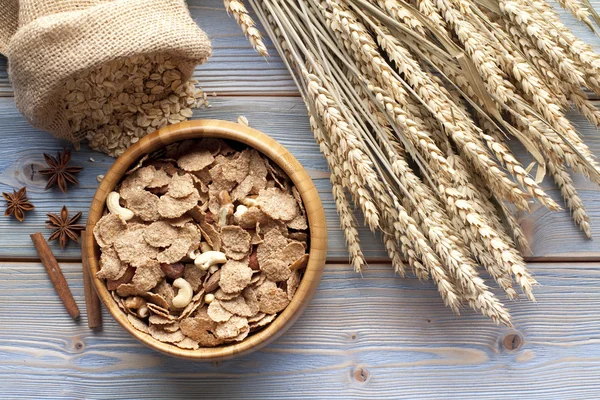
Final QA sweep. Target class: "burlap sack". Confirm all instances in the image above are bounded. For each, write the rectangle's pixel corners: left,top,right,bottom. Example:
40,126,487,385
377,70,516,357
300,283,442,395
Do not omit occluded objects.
0,0,211,142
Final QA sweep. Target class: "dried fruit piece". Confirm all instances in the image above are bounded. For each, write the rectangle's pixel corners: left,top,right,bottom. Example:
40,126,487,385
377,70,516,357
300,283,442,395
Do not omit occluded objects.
160,262,185,280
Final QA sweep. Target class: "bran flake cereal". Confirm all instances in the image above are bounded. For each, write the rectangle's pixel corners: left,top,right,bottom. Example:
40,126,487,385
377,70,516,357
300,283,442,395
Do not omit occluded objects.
94,138,310,348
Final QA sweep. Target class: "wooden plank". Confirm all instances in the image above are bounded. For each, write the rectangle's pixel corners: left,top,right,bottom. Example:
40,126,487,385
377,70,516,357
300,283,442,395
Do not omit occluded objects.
0,96,384,261
1,261,599,398
3,97,600,260
0,0,297,97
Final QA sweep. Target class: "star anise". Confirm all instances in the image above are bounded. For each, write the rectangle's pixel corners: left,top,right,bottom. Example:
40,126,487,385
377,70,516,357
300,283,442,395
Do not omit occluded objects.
2,187,34,222
46,206,85,249
40,149,84,193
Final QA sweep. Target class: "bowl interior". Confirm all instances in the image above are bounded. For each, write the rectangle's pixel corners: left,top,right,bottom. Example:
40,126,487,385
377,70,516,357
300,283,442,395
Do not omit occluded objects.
85,120,327,360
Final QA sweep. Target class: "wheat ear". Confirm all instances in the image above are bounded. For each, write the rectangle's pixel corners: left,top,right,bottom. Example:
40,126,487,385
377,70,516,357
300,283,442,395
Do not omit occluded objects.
224,0,270,57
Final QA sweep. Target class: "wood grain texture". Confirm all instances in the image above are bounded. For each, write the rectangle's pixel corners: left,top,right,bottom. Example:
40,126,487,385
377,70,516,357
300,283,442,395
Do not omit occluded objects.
1,261,599,399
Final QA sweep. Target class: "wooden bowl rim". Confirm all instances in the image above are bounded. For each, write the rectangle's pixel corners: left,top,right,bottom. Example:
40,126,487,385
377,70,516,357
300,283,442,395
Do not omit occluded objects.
84,119,328,361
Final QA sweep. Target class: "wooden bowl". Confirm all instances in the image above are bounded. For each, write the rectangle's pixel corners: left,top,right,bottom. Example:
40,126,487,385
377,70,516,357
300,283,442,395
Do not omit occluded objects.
84,119,327,360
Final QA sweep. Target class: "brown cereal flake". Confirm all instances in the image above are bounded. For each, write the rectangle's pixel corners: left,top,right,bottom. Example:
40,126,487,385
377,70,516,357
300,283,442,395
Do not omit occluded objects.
287,213,308,230
261,259,292,282
175,337,200,350
279,242,307,267
166,215,193,227
221,225,251,254
290,254,309,271
158,189,200,219
248,312,266,323
127,314,149,334
148,324,185,343
153,279,175,309
114,230,159,267
180,315,222,346
199,221,221,251
163,322,181,333
220,296,254,317
232,326,250,342
149,314,176,325
143,220,179,247
184,264,206,292
124,189,161,221
250,271,266,286
243,287,260,315
256,280,290,314
107,266,135,290
93,213,127,248
214,288,240,301
177,149,215,172
207,300,233,322
157,237,192,264
179,289,205,319
237,207,269,230
219,260,253,294
147,303,173,319
120,165,156,196
116,283,144,298
288,232,308,245
131,260,165,291
215,316,249,340
256,188,298,221
287,270,302,300
249,313,277,330
257,229,288,266
97,246,127,280
143,291,170,310
167,173,195,198
147,168,172,189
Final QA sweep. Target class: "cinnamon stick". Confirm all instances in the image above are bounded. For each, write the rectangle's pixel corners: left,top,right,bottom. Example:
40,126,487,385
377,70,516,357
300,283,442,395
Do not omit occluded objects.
81,233,102,329
30,232,80,320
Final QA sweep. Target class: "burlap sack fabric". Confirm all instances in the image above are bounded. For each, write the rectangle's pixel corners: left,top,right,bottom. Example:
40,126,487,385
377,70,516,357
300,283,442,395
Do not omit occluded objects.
0,0,211,142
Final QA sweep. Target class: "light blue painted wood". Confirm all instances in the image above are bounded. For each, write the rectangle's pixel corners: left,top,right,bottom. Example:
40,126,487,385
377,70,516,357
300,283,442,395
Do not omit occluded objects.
0,262,598,399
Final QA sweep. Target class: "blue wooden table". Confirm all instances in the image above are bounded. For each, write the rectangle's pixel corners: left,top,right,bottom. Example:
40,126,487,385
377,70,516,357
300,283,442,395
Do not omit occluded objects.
2,1,600,398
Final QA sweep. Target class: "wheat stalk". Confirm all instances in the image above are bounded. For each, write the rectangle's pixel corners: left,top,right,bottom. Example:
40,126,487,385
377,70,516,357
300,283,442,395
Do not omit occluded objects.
224,0,270,57
246,0,600,325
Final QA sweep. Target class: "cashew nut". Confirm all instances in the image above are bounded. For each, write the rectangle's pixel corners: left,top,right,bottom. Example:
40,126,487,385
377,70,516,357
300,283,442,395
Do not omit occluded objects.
204,293,215,304
188,249,200,260
193,251,227,271
200,241,212,253
233,205,248,223
106,191,134,221
137,305,149,318
240,197,258,207
208,264,220,274
172,278,193,308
